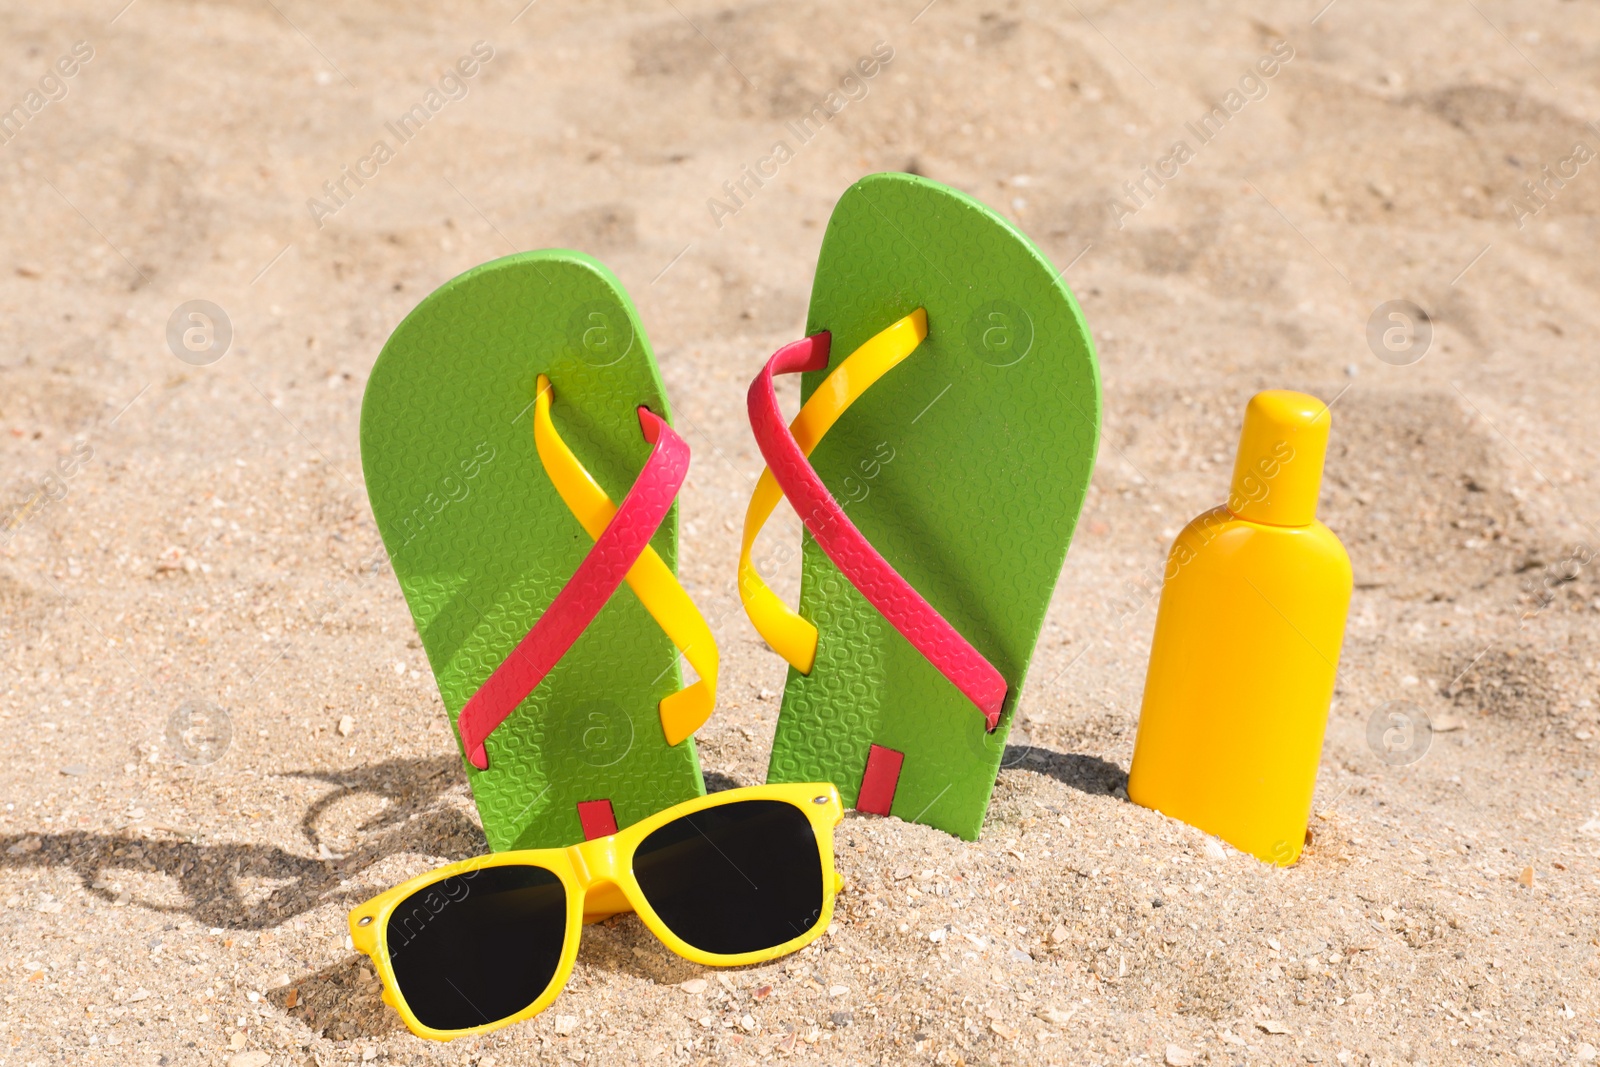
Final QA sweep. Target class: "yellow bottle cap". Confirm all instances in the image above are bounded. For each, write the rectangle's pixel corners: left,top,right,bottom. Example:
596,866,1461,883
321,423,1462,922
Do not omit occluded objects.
1227,390,1331,527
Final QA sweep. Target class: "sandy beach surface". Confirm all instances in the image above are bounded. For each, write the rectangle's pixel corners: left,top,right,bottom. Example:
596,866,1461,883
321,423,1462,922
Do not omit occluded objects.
3,1,1600,1064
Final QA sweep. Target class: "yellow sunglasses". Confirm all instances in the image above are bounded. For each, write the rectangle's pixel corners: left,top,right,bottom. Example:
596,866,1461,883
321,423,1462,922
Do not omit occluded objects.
348,783,844,1041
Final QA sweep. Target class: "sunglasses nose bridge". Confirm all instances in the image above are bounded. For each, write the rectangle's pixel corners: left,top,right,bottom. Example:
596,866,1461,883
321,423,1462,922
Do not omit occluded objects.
579,878,634,924
568,837,624,883
569,839,633,925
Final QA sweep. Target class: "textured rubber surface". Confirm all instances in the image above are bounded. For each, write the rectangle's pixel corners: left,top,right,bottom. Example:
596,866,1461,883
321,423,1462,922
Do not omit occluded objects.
764,173,1101,840
362,250,703,852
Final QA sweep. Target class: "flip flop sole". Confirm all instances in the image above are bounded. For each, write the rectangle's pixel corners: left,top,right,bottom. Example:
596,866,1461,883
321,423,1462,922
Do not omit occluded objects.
362,250,702,851
765,174,1100,840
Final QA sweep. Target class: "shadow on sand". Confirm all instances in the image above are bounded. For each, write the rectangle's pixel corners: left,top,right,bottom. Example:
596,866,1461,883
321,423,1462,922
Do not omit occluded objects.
999,744,1129,798
0,755,485,930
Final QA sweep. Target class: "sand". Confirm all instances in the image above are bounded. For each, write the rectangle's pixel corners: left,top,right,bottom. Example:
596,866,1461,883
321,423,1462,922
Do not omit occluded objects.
2,1,1599,1064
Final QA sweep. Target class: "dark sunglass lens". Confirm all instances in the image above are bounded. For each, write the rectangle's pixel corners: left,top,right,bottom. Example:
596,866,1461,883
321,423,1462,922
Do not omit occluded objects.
385,864,567,1032
632,799,824,955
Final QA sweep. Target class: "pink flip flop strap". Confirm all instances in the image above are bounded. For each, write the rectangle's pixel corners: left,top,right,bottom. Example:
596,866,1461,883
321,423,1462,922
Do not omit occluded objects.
456,407,689,770
747,334,1008,730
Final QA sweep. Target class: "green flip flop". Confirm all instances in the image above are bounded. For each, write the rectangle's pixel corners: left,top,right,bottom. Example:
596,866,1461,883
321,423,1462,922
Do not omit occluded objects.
739,173,1100,840
362,250,717,852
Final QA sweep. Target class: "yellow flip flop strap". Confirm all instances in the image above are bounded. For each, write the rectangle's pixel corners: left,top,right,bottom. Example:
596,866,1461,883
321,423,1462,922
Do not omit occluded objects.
533,375,716,746
738,308,928,673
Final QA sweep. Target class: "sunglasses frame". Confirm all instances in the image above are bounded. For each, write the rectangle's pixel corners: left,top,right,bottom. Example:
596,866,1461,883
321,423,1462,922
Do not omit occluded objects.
349,782,844,1041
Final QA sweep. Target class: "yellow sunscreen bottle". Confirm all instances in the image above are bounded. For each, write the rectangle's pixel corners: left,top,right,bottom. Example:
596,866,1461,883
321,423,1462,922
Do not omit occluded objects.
1127,390,1352,866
